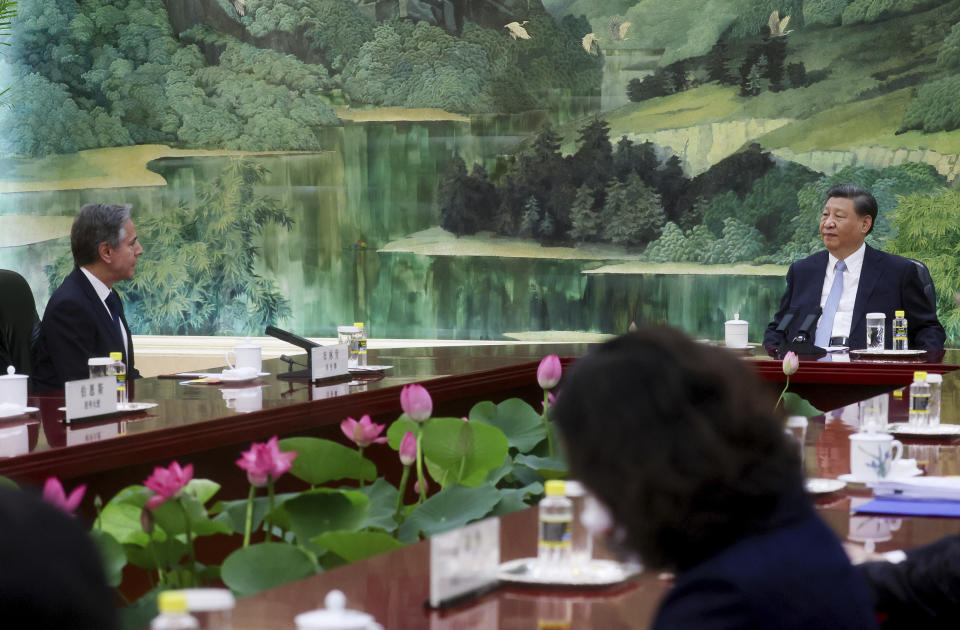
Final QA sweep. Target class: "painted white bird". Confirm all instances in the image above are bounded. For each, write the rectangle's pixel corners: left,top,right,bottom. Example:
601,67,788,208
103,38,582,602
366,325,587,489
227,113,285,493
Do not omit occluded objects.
582,32,599,55
618,21,631,41
505,21,531,40
232,0,246,17
768,11,792,37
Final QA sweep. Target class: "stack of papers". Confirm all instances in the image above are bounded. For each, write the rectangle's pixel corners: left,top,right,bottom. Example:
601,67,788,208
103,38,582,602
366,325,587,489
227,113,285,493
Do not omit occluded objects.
853,476,960,518
873,476,960,501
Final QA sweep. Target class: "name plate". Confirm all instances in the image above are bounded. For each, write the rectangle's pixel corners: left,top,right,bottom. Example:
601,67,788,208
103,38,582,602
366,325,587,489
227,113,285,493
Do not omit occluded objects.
65,376,118,423
429,516,499,609
311,382,351,400
310,344,348,381
67,421,121,446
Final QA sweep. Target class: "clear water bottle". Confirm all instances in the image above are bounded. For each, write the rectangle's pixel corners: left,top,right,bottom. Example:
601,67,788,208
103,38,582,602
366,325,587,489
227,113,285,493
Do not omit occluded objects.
537,480,572,576
927,373,942,427
109,351,127,405
908,371,930,427
564,480,593,570
892,310,908,350
152,591,199,629
353,322,368,367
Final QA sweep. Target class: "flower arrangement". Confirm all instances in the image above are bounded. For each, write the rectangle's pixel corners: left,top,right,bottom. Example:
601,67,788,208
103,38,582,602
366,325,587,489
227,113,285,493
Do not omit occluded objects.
14,355,568,629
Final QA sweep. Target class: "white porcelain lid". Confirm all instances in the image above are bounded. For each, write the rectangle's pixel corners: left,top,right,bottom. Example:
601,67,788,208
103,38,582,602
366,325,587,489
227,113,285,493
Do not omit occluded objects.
235,336,260,349
180,588,235,611
294,591,375,630
88,357,114,366
724,312,747,325
0,366,27,381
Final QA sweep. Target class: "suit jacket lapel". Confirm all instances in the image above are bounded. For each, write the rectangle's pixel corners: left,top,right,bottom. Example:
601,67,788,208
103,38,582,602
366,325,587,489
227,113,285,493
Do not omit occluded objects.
851,245,880,341
75,268,126,355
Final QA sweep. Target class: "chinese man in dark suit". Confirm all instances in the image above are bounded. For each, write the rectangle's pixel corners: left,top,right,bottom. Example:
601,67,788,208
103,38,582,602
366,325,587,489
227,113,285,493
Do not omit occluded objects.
764,184,945,353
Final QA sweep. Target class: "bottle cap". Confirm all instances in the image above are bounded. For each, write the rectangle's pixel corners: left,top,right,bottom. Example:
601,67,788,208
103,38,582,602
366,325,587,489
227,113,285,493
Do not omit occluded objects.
158,590,189,613
927,373,942,384
109,352,122,361
353,322,365,330
895,310,905,317
913,371,928,381
893,388,903,399
545,479,565,496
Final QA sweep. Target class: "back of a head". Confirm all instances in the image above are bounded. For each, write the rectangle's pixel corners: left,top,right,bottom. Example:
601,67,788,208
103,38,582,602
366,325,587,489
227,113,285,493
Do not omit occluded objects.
0,486,118,630
552,326,803,571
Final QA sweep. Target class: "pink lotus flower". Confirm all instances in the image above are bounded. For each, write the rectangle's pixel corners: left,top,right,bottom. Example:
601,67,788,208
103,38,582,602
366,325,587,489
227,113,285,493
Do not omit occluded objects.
401,384,433,422
399,431,417,466
340,414,388,448
236,436,297,487
42,477,85,516
144,461,193,510
537,355,562,390
782,351,799,376
414,478,428,495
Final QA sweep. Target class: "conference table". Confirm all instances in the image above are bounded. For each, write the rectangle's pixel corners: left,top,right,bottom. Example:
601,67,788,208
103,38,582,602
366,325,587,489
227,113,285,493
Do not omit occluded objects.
1,342,959,628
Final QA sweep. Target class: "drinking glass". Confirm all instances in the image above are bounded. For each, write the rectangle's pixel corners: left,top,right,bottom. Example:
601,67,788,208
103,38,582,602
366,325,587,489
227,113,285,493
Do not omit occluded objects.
865,313,885,350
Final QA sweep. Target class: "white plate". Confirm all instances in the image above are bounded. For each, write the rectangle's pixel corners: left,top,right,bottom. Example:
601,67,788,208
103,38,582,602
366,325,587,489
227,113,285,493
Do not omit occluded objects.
0,406,39,420
887,423,960,438
806,478,847,494
849,349,926,358
58,402,157,414
838,469,923,484
218,371,270,383
496,558,640,587
348,364,393,373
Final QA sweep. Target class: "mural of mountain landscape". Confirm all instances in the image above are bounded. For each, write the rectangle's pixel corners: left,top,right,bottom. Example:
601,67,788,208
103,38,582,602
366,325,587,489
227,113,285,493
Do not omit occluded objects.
1,0,958,344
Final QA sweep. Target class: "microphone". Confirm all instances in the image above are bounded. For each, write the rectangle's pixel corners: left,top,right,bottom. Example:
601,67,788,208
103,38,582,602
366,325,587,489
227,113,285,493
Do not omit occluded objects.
792,309,821,343
781,308,826,358
279,354,308,373
775,308,798,334
267,325,318,379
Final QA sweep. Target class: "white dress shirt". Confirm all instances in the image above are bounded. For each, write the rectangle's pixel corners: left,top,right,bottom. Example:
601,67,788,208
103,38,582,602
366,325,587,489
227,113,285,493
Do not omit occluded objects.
80,266,129,355
819,242,866,340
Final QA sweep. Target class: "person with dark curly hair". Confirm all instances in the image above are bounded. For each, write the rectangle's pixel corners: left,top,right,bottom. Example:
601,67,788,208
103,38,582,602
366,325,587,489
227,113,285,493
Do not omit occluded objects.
0,486,119,629
552,326,877,629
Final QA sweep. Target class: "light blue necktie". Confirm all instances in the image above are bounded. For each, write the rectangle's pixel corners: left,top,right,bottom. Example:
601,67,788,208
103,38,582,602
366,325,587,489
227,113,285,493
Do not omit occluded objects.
815,260,846,347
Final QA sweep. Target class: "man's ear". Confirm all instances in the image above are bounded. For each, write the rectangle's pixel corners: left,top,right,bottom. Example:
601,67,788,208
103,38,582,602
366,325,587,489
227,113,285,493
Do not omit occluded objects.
861,214,873,234
97,241,113,264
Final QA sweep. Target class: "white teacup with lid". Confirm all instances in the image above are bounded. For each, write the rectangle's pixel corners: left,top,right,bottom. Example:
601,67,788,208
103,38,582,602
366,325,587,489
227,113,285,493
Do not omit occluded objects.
226,337,262,374
724,313,749,348
0,365,28,410
294,590,384,630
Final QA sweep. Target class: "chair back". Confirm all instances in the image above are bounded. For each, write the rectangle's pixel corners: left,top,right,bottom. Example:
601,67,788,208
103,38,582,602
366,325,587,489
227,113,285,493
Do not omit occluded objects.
0,270,39,377
908,258,938,313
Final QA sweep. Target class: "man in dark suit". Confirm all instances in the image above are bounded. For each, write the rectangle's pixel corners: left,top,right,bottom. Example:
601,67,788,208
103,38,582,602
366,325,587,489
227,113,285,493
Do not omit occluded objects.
764,184,945,353
32,203,143,392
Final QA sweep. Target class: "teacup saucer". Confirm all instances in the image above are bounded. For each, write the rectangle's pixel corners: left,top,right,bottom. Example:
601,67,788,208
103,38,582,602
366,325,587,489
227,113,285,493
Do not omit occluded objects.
839,469,923,484
806,478,846,494
0,405,39,420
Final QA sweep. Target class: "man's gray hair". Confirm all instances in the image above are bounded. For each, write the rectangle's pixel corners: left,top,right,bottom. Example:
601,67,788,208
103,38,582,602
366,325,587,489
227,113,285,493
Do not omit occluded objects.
70,203,132,267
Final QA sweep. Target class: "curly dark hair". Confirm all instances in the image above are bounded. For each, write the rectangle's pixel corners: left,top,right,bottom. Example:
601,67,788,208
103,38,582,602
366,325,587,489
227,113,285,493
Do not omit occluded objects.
552,326,804,571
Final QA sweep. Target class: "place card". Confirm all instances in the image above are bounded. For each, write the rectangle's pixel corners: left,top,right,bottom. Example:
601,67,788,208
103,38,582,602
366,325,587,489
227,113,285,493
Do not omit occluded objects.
310,343,348,381
311,382,351,400
67,421,122,446
64,376,118,423
428,516,500,609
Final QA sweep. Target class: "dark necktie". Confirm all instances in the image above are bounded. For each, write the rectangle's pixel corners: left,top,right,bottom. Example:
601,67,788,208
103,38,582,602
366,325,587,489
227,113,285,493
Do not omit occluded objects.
105,291,123,334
